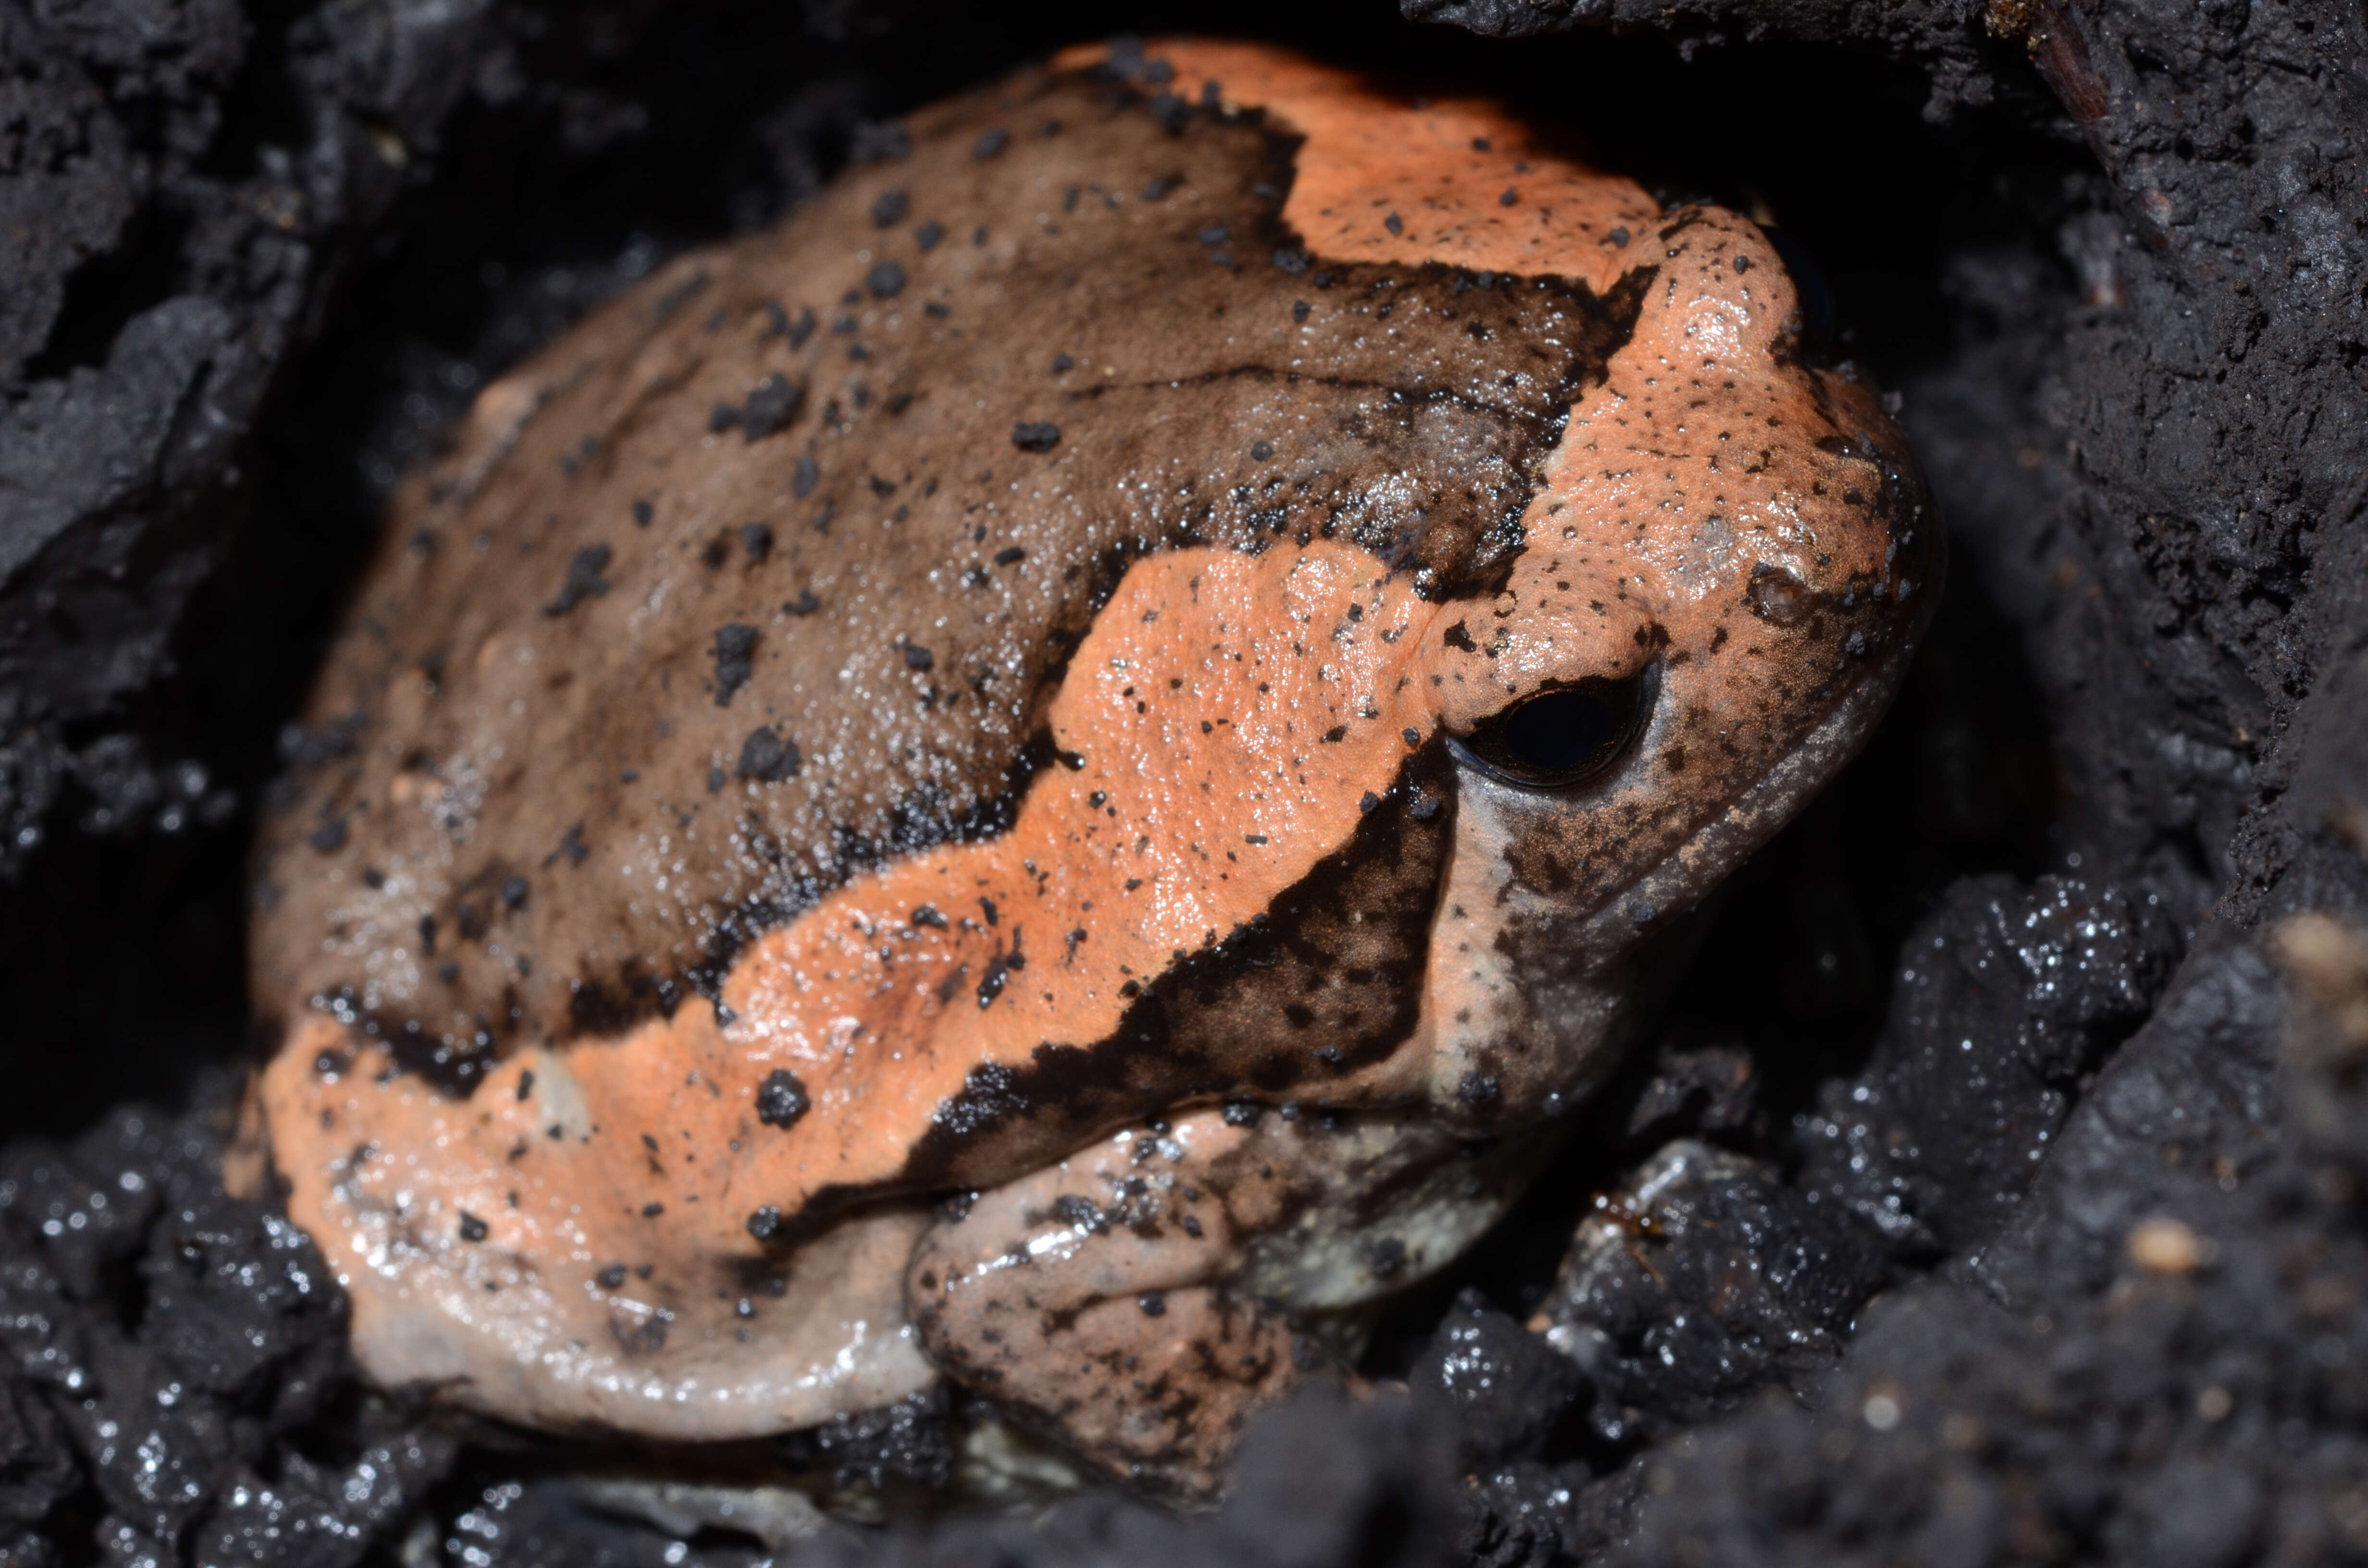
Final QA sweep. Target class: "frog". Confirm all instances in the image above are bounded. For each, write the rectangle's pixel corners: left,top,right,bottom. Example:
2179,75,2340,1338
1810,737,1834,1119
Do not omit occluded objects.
236,37,1940,1500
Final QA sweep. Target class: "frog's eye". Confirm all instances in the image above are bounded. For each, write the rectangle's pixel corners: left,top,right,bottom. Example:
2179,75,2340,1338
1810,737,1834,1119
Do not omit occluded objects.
1451,671,1651,789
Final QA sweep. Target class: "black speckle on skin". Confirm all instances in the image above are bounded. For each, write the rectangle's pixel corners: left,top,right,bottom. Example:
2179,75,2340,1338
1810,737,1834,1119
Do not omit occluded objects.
1011,421,1060,453
903,643,935,671
1457,1070,1501,1104
542,544,613,616
872,189,909,227
791,455,819,497
739,521,774,562
747,1206,783,1240
1384,211,1404,235
545,822,589,868
994,546,1025,566
457,1212,489,1242
756,1068,811,1128
308,817,347,854
716,374,804,441
1368,1237,1407,1278
501,875,529,910
916,220,945,251
971,128,1009,159
975,930,1025,1007
1138,1291,1167,1317
596,1264,628,1289
741,374,804,439
930,1061,1027,1139
737,726,802,782
631,498,654,526
711,624,759,707
866,260,907,298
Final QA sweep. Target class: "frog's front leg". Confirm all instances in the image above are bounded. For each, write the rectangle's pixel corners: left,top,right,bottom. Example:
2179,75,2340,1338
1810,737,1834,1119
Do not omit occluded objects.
904,1110,1327,1501
907,1104,1538,1498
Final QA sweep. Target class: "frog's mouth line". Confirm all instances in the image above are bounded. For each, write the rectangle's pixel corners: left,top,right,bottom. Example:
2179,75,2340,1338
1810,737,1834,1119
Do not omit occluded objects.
1566,602,1939,946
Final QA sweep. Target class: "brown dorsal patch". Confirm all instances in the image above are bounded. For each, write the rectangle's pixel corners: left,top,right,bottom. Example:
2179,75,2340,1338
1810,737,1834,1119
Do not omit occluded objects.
248,59,1648,1064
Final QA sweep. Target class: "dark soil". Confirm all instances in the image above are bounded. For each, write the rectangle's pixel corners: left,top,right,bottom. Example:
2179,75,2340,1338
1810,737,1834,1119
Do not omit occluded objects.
0,0,2360,1565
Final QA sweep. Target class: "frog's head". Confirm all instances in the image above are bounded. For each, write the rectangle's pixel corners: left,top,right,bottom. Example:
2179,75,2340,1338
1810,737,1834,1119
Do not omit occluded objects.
1404,213,1941,1120
1037,39,1944,1129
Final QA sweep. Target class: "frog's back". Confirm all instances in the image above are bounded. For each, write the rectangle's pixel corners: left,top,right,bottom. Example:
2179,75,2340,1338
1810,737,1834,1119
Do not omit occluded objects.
251,63,1644,1060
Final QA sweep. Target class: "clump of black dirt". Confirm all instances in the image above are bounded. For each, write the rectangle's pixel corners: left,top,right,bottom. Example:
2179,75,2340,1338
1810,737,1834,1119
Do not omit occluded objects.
1,0,2363,1564
0,1089,451,1565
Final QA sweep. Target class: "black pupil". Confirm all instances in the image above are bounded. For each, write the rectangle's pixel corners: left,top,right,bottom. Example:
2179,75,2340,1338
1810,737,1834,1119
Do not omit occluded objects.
1495,688,1617,773
1459,676,1644,786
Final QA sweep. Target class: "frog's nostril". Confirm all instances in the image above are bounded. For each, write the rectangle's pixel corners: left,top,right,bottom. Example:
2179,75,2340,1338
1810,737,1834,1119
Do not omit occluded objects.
1453,670,1650,789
